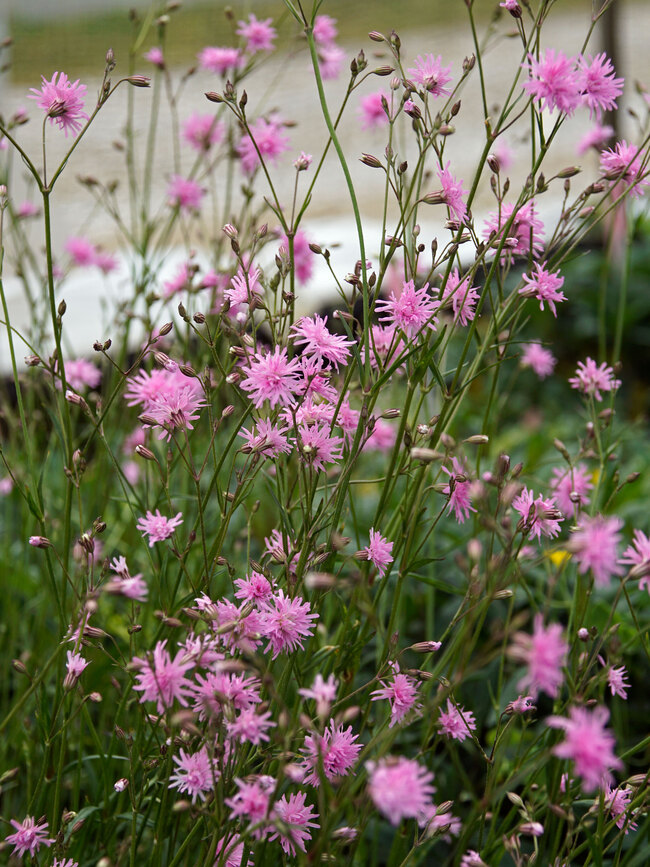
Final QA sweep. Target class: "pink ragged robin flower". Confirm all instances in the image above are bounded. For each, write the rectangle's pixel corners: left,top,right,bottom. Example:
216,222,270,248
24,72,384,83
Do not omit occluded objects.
371,663,421,727
437,162,468,223
5,816,54,858
318,42,345,79
509,614,568,699
365,418,397,453
64,650,89,689
237,116,290,174
169,746,217,803
512,487,564,541
549,464,593,516
569,357,621,401
53,859,79,867
124,365,202,412
366,756,435,826
270,791,320,856
506,694,536,715
259,589,318,658
569,514,624,587
438,698,477,741
521,49,581,115
197,46,242,75
299,673,338,718
460,852,488,867
363,324,406,371
440,269,479,326
280,229,315,283
237,14,276,53
313,15,338,45
359,90,390,129
294,151,313,171
577,53,624,121
136,509,183,546
482,200,545,261
94,249,118,274
56,357,101,391
182,112,224,151
29,71,88,136
577,123,614,156
106,556,148,602
442,456,476,524
144,47,164,68
238,419,291,459
227,707,276,745
17,200,40,219
375,279,439,339
167,175,204,212
225,263,263,306
191,669,260,721
521,343,557,378
361,528,394,577
147,386,206,441
206,597,265,653
600,140,649,198
226,776,274,834
548,704,623,790
300,719,361,786
619,528,650,593
604,785,638,833
291,313,353,370
65,235,96,266
519,262,566,317
132,639,194,714
215,836,254,867
599,656,630,699
295,422,344,471
406,54,452,97
240,345,302,409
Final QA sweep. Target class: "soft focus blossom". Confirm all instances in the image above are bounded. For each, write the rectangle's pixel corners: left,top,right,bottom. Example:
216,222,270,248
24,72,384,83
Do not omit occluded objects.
521,343,557,378
438,698,477,741
226,776,273,832
577,53,624,121
29,71,88,136
167,175,204,212
366,756,435,825
619,529,650,593
57,357,101,391
549,464,593,516
317,43,345,79
227,707,276,745
182,113,224,151
237,117,290,174
569,514,624,586
5,816,54,858
237,14,276,53
569,357,621,400
406,54,452,97
65,236,96,266
361,528,394,577
132,639,194,714
136,509,183,546
604,785,638,833
144,47,164,68
359,91,390,129
299,673,338,717
281,229,315,283
301,720,361,785
519,263,566,316
522,49,581,114
313,15,338,45
482,200,545,261
548,704,623,790
169,746,217,802
509,615,568,699
371,663,421,727
198,46,242,75
577,123,614,156
600,140,649,198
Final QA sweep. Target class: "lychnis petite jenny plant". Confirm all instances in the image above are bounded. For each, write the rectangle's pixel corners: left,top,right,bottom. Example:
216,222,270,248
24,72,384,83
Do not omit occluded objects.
0,1,648,865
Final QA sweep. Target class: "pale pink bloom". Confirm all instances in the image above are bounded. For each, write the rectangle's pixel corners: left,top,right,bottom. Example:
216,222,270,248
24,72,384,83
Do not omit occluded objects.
509,614,568,699
604,785,638,833
291,313,353,369
17,200,39,218
136,509,183,546
522,49,581,115
371,663,421,727
521,343,557,378
214,836,254,867
442,457,476,524
403,98,419,118
5,816,54,858
361,528,394,577
132,640,194,714
0,476,13,495
492,139,514,171
29,71,88,136
482,200,545,261
519,263,566,316
226,776,273,832
237,14,276,52
549,464,593,516
375,279,439,338
438,698,477,741
57,357,101,391
600,141,649,198
313,15,338,45
169,746,217,802
599,657,630,699
440,269,479,326
237,117,290,174
64,650,89,689
225,264,263,306
281,229,315,283
512,487,564,541
106,565,148,602
520,821,544,836
259,589,318,658
500,0,521,12
359,91,390,129
294,151,313,171
65,236,96,266
167,175,204,212
163,262,192,298
299,673,338,717
270,791,320,856
364,418,397,452
240,346,302,408
147,386,206,440
619,529,650,593
418,803,461,837
264,528,297,565
301,719,361,785
336,396,361,443
182,112,224,151
460,850,488,867
144,47,164,68
294,358,338,404
406,54,452,97
227,707,276,745
239,419,291,459
208,598,265,653
569,514,624,587
507,694,536,714
577,123,614,156
94,249,118,274
198,46,243,74
295,423,344,472
125,365,202,411
548,704,623,790
191,670,260,721
577,53,624,121
366,756,435,825
363,324,406,370
569,357,621,401
318,43,345,79
438,162,468,223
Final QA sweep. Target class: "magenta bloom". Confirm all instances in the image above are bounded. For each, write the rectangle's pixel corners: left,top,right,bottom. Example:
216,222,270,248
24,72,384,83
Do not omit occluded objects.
510,614,568,699
371,664,421,727
167,175,204,212
57,357,101,391
442,457,476,524
215,836,254,867
359,90,390,129
406,54,452,97
366,756,435,825
569,514,624,587
512,487,564,541
522,49,581,115
548,704,623,790
295,423,344,472
301,719,361,785
438,698,477,741
577,53,624,121
361,528,394,577
240,346,301,409
260,589,318,658
482,200,545,261
619,529,650,593
376,279,439,339
136,509,183,546
577,123,614,156
239,419,291,459
600,140,649,198
198,46,242,75
64,650,89,689
29,71,88,136
227,707,276,745
147,386,206,440
604,785,638,833
520,263,566,317
600,657,630,699
226,776,273,831
5,816,54,858
237,14,276,52
299,673,338,717
281,229,315,283
144,47,164,68
169,746,217,802
438,162,468,223
549,464,593,516
270,791,320,856
291,313,353,370
182,112,224,151
440,269,479,326
521,343,557,378
65,236,96,266
313,15,338,45
569,357,621,401
237,116,290,174
132,639,194,714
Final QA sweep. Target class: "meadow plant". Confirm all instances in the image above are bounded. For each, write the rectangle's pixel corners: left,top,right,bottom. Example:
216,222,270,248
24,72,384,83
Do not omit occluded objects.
0,1,648,865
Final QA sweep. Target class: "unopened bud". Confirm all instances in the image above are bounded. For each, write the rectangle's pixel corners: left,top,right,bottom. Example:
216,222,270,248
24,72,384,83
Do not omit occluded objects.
126,75,150,87
360,153,382,168
135,445,156,461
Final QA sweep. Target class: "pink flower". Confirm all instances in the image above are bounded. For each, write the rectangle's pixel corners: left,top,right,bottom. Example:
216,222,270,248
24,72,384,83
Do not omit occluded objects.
269,791,319,856
604,785,638,833
294,151,312,171
460,851,488,867
29,71,88,136
162,262,193,298
619,529,650,593
16,201,40,219
363,324,406,370
125,365,203,411
5,816,54,858
522,49,581,115
214,837,254,867
259,589,318,658
136,509,183,546
299,673,338,717
227,707,276,745
521,343,557,378
366,756,435,825
240,346,302,408
64,650,89,689
406,54,452,97
57,357,101,391
577,53,624,121
438,162,468,223
198,46,243,75
132,639,194,714
440,269,479,326
318,43,345,79
577,123,614,156
94,249,118,274
442,457,476,524
600,658,630,699
509,615,568,699
600,141,649,198
295,423,344,472
106,557,148,602
291,313,353,369
205,598,265,654
313,15,338,45
237,117,290,174
191,670,260,720
569,357,621,401
359,91,390,129
167,175,204,212
482,200,545,261
548,704,623,790
371,664,421,727
507,694,536,714
147,386,206,440
65,236,96,266
549,464,593,516
169,746,217,802
237,14,276,53
226,776,273,831
182,113,224,151
225,263,263,306
281,229,315,283
512,487,564,541
438,698,477,741
519,263,566,317
301,719,361,785
144,47,164,68
375,279,439,339
239,419,291,459
53,860,79,867
361,528,394,577
569,514,624,587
